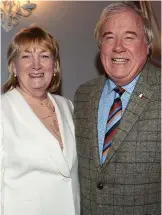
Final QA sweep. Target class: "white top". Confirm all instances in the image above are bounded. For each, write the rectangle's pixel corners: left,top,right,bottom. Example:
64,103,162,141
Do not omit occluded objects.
1,88,80,215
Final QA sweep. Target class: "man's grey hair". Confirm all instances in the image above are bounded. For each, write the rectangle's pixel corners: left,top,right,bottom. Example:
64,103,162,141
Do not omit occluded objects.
94,1,153,47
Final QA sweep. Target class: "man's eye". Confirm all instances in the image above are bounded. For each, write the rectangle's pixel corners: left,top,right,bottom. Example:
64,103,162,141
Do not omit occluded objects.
102,36,115,43
125,37,134,40
105,36,114,40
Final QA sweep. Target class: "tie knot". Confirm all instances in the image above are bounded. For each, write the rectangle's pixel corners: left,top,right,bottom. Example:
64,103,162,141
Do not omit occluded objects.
114,87,125,96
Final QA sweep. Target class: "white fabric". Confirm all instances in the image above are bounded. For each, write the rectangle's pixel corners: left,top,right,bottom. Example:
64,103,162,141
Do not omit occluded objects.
1,88,80,215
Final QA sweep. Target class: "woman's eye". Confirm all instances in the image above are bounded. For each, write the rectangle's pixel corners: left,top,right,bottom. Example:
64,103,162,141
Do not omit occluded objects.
22,55,30,59
41,55,50,58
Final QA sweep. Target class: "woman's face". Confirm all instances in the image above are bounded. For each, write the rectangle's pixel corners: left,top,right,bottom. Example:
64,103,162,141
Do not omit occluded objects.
13,47,55,99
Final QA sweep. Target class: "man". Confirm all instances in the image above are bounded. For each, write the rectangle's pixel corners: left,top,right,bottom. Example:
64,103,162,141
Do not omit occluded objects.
74,2,161,215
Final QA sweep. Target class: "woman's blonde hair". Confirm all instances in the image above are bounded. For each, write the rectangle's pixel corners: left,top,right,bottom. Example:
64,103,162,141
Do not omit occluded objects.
3,24,61,93
94,2,153,48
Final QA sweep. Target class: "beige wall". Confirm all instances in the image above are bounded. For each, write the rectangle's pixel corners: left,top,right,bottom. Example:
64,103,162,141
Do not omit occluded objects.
1,1,161,101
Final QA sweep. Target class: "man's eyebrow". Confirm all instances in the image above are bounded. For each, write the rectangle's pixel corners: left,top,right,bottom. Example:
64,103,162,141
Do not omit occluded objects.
102,31,138,38
102,32,113,38
125,31,137,36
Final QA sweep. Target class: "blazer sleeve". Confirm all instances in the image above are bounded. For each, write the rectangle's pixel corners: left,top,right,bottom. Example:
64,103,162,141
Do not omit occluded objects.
68,100,74,115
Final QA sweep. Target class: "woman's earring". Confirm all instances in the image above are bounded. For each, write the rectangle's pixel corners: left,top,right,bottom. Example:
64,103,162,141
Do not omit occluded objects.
53,73,56,77
14,74,17,77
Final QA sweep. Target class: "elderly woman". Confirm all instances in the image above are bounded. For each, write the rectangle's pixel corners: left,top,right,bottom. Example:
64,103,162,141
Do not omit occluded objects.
1,25,80,215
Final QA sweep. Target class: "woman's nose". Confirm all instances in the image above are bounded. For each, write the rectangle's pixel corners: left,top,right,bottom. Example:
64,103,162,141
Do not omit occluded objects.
112,39,126,53
32,57,42,70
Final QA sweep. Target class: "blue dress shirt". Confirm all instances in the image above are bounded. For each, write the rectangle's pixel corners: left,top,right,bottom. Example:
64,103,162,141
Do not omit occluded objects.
98,75,140,163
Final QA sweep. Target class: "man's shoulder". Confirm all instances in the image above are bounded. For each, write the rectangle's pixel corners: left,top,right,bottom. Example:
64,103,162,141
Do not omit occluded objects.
75,76,105,93
147,62,161,72
145,62,161,84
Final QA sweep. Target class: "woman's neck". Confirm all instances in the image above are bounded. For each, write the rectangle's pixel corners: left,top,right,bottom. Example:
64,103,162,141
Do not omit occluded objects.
16,86,47,101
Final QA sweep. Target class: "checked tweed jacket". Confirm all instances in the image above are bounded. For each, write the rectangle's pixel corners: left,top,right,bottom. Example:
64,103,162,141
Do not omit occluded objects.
74,62,161,215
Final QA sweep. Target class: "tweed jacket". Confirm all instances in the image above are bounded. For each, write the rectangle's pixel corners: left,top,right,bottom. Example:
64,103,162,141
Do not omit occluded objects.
74,62,161,215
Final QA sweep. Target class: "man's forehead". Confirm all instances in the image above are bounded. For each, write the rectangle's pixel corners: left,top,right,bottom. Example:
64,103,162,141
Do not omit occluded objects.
102,11,144,33
105,9,143,25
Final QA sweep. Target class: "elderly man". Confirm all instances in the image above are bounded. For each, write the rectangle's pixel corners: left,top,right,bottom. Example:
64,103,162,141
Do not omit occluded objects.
74,2,161,215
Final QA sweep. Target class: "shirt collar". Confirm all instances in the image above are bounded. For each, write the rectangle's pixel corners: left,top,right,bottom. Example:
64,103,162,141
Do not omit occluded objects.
104,74,140,95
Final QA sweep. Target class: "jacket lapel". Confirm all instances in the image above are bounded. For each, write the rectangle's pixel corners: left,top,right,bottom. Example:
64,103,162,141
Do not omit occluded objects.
102,64,154,168
48,93,75,171
89,77,105,169
7,89,71,177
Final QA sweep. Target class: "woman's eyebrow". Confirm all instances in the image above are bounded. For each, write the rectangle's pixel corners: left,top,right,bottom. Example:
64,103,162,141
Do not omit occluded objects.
22,50,32,53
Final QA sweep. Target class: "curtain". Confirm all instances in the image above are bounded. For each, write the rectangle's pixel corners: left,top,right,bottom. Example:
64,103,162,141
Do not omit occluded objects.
131,1,161,67
139,1,161,67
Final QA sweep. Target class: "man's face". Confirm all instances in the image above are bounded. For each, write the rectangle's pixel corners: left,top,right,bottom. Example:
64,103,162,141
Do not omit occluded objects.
100,10,150,86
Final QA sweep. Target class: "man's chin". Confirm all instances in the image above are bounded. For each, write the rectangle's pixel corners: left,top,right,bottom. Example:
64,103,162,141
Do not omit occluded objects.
109,74,133,86
108,72,129,80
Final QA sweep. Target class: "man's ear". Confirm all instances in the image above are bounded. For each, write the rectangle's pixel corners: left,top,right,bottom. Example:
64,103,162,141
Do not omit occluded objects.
147,44,151,55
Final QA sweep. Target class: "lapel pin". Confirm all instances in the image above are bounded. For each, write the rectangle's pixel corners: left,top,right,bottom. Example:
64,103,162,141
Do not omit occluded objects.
139,93,144,99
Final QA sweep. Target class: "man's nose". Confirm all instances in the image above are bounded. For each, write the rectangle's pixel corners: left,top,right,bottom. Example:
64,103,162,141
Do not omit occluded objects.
32,57,42,70
112,39,126,53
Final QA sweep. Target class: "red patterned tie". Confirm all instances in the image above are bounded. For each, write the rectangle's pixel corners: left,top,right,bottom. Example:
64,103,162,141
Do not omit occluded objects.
102,87,125,163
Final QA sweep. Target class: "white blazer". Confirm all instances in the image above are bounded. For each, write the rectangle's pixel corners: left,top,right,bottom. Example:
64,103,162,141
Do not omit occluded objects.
1,88,80,215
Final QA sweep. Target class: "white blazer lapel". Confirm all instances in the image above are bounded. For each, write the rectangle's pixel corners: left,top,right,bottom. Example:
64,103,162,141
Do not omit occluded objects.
48,93,75,171
6,89,71,177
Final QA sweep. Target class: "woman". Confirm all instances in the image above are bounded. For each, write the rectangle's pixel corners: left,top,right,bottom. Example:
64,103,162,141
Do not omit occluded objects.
1,25,80,215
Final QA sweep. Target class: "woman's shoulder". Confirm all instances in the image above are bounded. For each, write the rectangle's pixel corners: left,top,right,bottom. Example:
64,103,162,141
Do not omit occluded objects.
48,93,71,103
52,94,69,102
1,88,18,103
1,89,14,101
48,93,74,113
1,89,17,118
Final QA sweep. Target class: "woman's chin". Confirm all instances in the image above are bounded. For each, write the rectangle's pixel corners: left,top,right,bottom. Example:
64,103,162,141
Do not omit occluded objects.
29,84,47,91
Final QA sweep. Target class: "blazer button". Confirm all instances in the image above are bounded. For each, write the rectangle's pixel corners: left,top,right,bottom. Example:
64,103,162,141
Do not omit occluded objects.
97,182,104,190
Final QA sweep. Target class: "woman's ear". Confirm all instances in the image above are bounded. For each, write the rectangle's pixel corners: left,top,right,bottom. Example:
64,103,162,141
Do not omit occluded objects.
12,62,17,76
